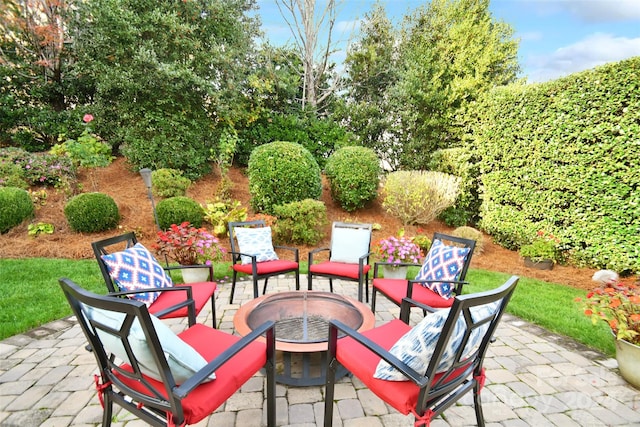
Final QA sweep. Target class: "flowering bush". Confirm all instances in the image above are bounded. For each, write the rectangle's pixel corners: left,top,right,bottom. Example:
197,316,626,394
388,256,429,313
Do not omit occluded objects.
412,228,432,253
375,234,422,265
519,230,561,262
576,271,640,345
153,222,225,266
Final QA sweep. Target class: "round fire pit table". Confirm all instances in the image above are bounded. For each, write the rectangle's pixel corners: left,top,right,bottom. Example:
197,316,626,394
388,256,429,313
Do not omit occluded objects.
233,291,375,386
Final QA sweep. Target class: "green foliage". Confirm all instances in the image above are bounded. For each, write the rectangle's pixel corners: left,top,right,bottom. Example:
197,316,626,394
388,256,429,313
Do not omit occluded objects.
0,161,28,189
382,170,461,225
0,187,35,233
202,198,248,237
248,141,322,214
0,147,75,188
64,192,120,233
235,112,350,168
452,226,485,254
272,199,328,245
50,130,113,168
215,128,238,176
156,196,205,230
325,146,380,211
152,169,191,198
474,57,640,274
429,147,480,226
28,222,55,238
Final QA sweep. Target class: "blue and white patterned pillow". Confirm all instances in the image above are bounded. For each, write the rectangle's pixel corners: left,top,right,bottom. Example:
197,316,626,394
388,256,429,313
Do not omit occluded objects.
101,243,173,306
373,301,499,381
414,240,470,298
234,226,279,265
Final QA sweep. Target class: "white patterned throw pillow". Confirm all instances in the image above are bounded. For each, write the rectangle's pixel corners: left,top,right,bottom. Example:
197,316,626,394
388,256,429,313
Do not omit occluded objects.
414,240,471,298
234,226,279,265
373,301,499,381
329,226,370,264
101,243,173,306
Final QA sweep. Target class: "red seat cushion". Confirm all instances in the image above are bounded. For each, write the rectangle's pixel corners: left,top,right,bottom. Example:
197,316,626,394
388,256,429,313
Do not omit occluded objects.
309,261,371,279
373,278,454,309
232,259,298,275
115,324,267,425
148,282,216,319
337,320,469,415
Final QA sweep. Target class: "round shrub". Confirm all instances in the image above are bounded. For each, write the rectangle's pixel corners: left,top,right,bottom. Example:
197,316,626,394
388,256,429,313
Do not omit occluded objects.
248,141,322,214
325,146,380,211
152,168,191,198
452,226,485,254
64,192,120,233
0,187,35,233
272,199,328,245
156,196,204,230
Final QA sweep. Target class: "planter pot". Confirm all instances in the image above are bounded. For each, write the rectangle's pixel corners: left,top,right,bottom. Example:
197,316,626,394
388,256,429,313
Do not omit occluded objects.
181,266,210,283
382,265,408,280
523,257,554,270
615,338,640,389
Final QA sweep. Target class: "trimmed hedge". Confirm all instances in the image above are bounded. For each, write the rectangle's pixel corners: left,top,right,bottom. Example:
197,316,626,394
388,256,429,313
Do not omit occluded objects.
325,146,380,211
156,196,204,230
64,192,120,233
0,187,34,233
472,57,639,274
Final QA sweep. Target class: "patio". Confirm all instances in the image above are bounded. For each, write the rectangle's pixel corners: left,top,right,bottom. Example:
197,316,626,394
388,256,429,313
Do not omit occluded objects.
1,274,639,426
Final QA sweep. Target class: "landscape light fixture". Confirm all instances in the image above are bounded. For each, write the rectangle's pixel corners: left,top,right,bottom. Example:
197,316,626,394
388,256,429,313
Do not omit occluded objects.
139,168,160,230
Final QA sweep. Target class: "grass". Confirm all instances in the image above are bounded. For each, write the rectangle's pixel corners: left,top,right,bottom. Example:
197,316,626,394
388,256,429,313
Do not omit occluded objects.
0,259,614,357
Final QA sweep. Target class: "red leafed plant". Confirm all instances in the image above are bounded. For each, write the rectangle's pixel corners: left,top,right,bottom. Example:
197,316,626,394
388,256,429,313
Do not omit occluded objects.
577,277,640,345
153,222,225,266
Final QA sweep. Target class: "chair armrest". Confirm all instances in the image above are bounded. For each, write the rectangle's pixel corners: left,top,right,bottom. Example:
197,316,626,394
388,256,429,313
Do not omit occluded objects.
398,296,439,323
175,320,276,397
228,250,257,265
274,245,299,262
328,319,427,387
108,286,197,319
308,247,330,264
408,279,469,298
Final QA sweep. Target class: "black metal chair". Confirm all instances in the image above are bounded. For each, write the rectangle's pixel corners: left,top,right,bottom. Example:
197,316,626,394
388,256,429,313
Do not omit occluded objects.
228,220,300,303
371,232,476,313
324,276,519,427
307,221,373,302
92,232,217,327
59,278,276,427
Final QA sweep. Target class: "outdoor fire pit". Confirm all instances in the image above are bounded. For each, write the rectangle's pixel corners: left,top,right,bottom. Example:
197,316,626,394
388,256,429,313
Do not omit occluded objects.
234,291,375,386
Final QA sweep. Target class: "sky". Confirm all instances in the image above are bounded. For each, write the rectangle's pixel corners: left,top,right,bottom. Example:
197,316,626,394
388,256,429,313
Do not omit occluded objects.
255,0,640,83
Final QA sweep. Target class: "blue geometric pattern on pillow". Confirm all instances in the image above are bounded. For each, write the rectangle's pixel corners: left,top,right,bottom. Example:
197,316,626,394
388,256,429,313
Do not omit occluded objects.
373,301,499,381
234,226,279,265
101,243,173,306
414,240,470,298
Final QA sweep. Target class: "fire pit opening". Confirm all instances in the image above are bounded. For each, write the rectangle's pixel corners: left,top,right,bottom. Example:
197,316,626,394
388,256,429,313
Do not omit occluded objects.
246,291,363,344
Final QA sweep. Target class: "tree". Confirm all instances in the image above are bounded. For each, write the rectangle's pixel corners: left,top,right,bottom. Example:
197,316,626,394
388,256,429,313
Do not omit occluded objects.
69,0,261,179
275,0,343,112
340,2,399,167
392,0,519,169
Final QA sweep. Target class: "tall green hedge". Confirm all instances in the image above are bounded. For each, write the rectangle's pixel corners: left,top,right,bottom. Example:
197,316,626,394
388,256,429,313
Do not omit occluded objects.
472,57,639,274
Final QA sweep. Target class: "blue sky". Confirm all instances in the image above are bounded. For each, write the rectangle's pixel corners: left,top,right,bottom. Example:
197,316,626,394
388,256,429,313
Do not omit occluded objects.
255,0,640,83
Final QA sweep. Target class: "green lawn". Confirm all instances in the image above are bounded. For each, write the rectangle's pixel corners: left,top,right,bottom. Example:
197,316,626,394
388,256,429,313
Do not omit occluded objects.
0,258,614,356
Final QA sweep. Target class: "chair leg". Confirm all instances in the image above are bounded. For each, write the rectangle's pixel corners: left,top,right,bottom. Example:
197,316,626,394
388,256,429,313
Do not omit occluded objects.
262,277,269,295
265,325,276,427
371,287,377,313
324,360,337,427
473,383,486,427
329,278,333,293
229,271,238,304
295,271,300,291
102,389,113,427
210,295,217,329
307,272,313,290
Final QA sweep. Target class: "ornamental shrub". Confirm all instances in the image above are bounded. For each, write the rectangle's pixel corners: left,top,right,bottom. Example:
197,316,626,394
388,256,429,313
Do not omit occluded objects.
0,161,28,189
382,171,461,225
64,192,120,233
0,187,35,233
272,199,328,245
152,169,191,198
248,141,322,214
156,196,204,230
325,146,380,211
452,226,485,254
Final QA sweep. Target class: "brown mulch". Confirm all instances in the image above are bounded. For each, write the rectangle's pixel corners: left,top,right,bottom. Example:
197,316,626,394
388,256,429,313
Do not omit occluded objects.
0,157,613,291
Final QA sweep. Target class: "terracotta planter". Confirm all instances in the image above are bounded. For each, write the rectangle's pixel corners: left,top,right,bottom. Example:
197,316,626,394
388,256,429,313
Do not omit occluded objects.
523,257,554,270
615,338,640,390
382,265,408,280
181,266,210,283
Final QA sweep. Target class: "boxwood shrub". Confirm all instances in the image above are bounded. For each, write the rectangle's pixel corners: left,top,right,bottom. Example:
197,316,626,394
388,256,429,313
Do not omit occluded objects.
325,146,380,212
0,187,35,233
156,196,204,230
64,192,120,233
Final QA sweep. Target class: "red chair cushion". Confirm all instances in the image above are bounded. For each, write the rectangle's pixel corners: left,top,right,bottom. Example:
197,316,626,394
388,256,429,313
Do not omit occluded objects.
232,259,298,275
373,278,454,309
309,261,371,279
337,320,469,415
115,324,267,425
148,282,217,319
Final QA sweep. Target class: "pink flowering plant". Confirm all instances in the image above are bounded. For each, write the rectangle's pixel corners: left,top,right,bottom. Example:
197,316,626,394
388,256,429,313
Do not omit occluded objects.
153,222,225,266
375,234,423,265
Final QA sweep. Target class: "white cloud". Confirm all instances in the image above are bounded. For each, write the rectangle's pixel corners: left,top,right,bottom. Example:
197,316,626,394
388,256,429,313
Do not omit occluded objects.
558,0,640,22
527,33,640,82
